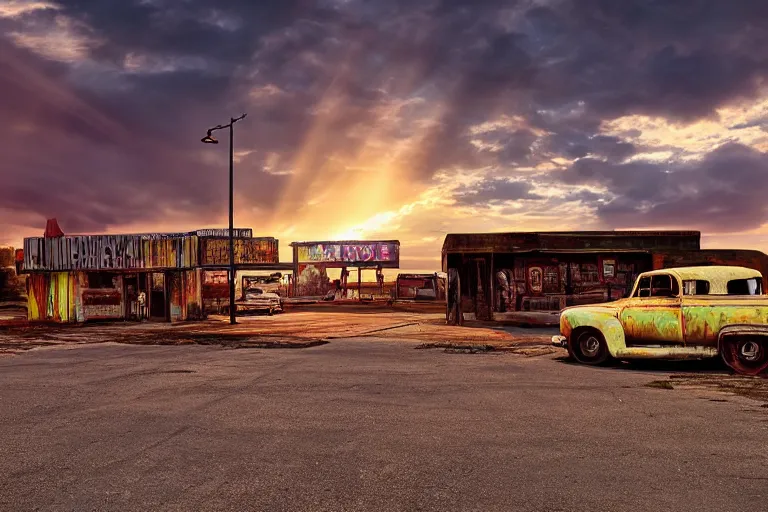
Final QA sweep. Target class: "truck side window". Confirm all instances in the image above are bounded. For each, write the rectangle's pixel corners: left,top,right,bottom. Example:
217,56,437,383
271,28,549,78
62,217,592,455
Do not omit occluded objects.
651,274,678,297
683,280,710,295
727,278,763,295
635,277,651,297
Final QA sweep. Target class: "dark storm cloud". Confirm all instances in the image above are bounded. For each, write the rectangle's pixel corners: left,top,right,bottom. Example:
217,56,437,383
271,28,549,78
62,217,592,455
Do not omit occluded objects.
559,143,768,232
53,0,309,65
453,179,543,206
0,38,288,233
2,0,768,239
526,0,768,123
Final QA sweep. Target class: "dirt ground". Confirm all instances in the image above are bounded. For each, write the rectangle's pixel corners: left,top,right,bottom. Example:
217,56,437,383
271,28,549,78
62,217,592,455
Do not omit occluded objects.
3,303,767,403
0,303,558,357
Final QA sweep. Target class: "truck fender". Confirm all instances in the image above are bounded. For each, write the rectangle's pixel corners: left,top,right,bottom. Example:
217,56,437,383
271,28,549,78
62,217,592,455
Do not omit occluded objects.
717,323,768,376
717,324,768,350
561,310,627,357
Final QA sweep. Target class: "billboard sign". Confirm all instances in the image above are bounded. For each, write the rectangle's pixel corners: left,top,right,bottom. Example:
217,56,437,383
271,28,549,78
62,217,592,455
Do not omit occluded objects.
200,238,279,266
294,241,400,267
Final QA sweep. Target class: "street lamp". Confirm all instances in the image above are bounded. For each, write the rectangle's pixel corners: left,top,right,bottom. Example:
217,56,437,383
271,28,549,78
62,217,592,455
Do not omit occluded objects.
201,113,247,325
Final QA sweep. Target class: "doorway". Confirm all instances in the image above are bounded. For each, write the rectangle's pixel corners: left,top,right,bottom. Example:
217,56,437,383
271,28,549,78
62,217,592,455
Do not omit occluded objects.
149,272,167,321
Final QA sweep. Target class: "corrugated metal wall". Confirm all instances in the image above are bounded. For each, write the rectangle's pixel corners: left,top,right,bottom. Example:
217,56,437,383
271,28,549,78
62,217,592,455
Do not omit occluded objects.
24,235,198,271
27,272,78,322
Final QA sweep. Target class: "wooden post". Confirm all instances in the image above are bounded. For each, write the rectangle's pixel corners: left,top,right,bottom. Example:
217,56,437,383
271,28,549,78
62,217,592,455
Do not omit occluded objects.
292,244,299,298
489,252,495,320
357,267,362,301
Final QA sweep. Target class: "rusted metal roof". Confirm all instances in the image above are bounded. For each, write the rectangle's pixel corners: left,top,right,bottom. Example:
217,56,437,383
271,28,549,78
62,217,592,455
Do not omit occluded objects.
442,231,701,254
527,249,652,254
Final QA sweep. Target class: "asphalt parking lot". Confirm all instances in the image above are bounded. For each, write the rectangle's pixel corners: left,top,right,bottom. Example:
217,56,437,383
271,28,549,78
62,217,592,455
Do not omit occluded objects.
0,339,766,511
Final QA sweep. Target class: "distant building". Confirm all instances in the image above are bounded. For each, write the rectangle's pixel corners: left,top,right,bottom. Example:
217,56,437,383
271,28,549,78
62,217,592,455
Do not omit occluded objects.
395,273,446,301
442,231,768,322
290,240,400,298
0,247,26,306
21,219,281,323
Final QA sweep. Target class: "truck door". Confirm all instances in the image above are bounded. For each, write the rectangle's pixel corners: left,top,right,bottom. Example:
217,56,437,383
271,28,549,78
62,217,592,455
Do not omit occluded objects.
619,274,684,345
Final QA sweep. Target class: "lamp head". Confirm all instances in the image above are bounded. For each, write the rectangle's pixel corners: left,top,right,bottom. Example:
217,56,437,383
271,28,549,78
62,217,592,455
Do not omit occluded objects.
201,130,219,144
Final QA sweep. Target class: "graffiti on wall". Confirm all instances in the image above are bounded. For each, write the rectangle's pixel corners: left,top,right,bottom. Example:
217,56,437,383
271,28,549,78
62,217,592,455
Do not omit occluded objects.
24,235,198,271
295,264,332,297
295,242,400,267
200,238,278,266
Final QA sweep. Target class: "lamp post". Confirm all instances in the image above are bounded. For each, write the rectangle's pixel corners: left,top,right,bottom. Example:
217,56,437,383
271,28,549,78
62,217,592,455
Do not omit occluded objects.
201,113,247,325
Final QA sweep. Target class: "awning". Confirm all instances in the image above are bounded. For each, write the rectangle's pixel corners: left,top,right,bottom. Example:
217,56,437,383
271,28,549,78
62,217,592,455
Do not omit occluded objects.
526,249,652,254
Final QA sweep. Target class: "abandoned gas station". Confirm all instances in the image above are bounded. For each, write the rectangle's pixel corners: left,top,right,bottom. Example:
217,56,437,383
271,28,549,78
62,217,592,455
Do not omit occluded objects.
19,220,403,322
21,220,284,323
443,231,768,323
20,220,768,325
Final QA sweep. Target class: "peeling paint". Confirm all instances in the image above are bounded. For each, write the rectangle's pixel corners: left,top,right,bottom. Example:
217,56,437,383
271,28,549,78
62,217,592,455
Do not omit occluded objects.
560,266,768,368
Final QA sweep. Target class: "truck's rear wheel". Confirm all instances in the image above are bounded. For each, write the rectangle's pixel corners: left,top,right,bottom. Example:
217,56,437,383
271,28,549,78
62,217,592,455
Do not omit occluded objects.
721,337,768,376
570,329,609,365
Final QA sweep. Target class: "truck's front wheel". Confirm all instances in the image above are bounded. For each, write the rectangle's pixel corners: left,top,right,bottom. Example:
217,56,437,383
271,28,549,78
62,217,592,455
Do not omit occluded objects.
570,328,609,365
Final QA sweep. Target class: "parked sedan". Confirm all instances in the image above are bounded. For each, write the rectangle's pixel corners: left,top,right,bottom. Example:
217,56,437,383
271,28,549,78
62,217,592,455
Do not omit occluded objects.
223,287,283,316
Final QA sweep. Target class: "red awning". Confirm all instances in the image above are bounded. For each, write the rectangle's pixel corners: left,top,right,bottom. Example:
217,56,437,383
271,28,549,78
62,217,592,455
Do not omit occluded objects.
44,218,65,238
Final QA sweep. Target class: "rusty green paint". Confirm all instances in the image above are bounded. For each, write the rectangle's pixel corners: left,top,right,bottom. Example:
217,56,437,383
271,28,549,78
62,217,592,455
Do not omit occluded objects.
560,265,768,361
682,302,768,345
561,305,627,356
620,306,683,343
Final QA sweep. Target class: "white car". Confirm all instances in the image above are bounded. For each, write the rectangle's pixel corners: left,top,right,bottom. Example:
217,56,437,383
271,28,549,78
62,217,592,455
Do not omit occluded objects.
224,287,283,316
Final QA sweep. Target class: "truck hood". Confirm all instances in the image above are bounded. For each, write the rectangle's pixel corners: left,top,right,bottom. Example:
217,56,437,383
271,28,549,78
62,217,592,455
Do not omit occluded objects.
561,299,629,316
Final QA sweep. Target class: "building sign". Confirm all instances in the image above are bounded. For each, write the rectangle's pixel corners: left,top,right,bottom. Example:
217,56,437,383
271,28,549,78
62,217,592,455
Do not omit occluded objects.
529,266,543,293
200,238,279,266
194,228,253,238
294,241,400,267
23,235,198,271
602,258,616,278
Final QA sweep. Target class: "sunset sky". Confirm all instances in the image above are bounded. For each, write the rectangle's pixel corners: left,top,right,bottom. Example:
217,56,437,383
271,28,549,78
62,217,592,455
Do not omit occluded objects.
2,0,768,270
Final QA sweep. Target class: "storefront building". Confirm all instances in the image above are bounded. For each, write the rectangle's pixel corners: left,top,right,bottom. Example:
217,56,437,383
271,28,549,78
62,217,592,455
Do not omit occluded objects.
442,231,768,323
21,220,279,322
395,273,446,301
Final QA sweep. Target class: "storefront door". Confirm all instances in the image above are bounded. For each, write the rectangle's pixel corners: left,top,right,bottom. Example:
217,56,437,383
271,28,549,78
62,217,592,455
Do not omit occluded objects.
149,272,167,321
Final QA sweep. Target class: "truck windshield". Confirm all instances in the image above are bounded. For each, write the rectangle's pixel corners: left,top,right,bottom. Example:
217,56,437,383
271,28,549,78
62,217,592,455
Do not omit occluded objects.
726,278,763,295
634,275,679,298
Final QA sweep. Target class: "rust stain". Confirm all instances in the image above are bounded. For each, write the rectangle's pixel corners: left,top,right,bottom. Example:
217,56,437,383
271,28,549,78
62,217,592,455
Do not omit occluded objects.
559,266,768,371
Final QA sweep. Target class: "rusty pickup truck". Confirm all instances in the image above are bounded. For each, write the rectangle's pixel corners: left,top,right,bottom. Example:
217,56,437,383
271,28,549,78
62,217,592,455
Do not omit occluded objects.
552,266,768,375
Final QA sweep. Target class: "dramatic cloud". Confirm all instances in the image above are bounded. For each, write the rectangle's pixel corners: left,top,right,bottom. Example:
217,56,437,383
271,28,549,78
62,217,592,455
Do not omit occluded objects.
2,0,768,265
560,142,768,232
453,179,543,205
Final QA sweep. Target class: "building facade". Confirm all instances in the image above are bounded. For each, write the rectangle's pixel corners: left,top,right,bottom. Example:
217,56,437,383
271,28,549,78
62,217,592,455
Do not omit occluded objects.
22,221,279,322
442,231,768,323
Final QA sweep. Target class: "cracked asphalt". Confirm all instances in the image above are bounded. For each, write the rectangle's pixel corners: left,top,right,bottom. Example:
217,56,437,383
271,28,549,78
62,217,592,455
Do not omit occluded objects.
0,339,766,511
